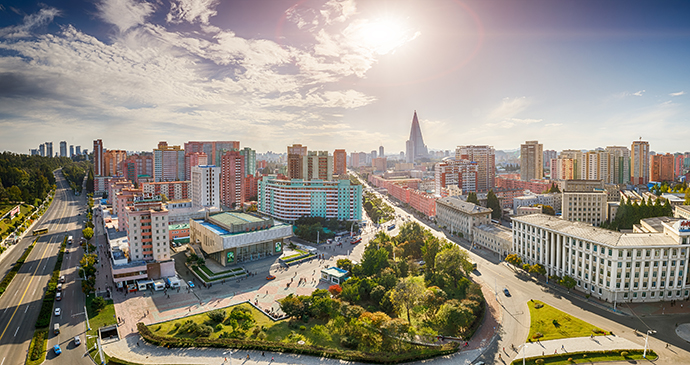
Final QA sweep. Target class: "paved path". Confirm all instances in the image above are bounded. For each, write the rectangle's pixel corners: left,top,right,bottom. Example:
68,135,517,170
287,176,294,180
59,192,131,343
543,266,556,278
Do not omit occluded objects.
103,334,483,365
511,335,643,361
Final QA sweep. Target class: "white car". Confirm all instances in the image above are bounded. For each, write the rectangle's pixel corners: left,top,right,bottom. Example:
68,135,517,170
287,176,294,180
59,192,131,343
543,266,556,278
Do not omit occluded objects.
74,336,81,346
54,308,61,316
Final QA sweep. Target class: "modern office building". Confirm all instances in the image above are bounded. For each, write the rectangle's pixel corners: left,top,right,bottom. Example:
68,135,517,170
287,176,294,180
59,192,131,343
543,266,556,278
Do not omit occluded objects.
650,153,675,182
184,141,240,167
287,144,308,179
191,165,220,208
258,177,362,222
456,145,495,192
435,197,492,240
220,150,245,209
520,140,543,181
333,149,347,176
93,139,104,176
562,190,608,226
379,145,384,159
406,111,428,163
59,141,67,157
189,211,293,266
154,141,185,182
512,213,690,303
631,140,650,185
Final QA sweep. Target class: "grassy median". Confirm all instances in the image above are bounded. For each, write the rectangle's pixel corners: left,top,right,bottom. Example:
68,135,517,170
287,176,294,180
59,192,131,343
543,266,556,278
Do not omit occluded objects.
527,300,608,342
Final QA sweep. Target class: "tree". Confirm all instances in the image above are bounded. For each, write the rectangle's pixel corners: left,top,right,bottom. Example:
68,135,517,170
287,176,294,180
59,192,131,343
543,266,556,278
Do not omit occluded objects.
685,188,690,205
529,264,546,277
91,296,106,312
82,227,94,241
390,276,425,323
559,275,577,291
278,294,306,319
421,234,444,279
361,246,390,276
436,299,474,336
505,254,522,267
337,258,353,271
328,284,342,297
548,182,561,193
487,190,502,220
466,192,479,205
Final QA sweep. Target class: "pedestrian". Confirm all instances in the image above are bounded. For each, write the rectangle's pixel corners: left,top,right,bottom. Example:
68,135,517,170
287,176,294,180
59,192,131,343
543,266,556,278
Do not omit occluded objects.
137,341,140,346
271,357,274,362
262,352,265,356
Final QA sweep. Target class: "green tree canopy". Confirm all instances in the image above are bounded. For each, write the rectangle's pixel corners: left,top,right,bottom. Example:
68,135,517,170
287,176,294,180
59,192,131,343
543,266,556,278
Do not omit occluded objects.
390,276,425,323
487,190,502,220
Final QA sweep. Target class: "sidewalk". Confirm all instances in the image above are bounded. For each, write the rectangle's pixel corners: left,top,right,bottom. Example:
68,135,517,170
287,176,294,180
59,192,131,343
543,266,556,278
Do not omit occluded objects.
511,335,643,361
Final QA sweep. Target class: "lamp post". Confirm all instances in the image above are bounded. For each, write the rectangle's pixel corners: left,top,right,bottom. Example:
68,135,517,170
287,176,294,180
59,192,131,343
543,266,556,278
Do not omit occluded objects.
643,329,656,358
522,343,527,365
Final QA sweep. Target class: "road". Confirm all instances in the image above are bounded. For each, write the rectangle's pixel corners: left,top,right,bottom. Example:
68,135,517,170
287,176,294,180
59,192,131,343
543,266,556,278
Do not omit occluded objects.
0,171,89,365
356,174,690,364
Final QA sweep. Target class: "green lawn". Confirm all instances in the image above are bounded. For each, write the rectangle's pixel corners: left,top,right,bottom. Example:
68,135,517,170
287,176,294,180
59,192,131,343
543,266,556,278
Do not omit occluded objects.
148,302,343,349
511,349,657,365
527,300,608,342
86,296,117,364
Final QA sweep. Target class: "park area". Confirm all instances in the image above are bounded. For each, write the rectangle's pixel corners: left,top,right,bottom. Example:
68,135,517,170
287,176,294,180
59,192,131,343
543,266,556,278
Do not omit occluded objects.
527,300,609,341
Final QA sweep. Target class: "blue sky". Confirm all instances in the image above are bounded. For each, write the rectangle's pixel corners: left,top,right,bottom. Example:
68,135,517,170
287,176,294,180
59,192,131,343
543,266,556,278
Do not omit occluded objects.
1,0,689,155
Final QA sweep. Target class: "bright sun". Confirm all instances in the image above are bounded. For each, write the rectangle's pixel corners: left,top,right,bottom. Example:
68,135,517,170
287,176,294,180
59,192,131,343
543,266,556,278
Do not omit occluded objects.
348,17,418,55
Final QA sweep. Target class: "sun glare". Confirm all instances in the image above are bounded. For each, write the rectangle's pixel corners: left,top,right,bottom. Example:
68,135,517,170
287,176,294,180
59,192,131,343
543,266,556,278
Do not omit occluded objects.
348,17,419,55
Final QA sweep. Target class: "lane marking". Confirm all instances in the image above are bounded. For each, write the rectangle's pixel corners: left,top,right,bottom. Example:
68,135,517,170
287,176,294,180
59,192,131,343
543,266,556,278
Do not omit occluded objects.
13,326,19,337
24,305,28,314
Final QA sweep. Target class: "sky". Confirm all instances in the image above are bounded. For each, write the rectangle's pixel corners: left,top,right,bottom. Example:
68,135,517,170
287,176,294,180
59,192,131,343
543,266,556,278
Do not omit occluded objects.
1,0,690,155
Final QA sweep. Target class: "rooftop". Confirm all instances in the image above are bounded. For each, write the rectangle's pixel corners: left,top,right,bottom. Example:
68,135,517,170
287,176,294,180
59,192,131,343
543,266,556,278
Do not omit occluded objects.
437,197,492,214
211,212,265,226
168,223,189,230
321,266,350,278
513,214,681,247
475,223,513,240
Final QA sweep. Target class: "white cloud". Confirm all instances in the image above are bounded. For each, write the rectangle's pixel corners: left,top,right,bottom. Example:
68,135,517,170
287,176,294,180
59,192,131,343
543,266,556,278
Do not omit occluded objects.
96,0,155,33
167,0,219,25
669,91,685,97
321,0,357,25
545,123,562,127
0,6,61,38
632,90,645,96
487,97,531,120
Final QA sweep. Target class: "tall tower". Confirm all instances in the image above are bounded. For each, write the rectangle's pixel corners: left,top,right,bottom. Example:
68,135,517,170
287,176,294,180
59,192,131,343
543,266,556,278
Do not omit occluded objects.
333,149,347,176
287,144,308,179
520,140,543,181
456,145,495,192
406,111,428,163
59,141,67,157
631,140,649,185
220,150,245,209
379,145,384,158
93,139,104,176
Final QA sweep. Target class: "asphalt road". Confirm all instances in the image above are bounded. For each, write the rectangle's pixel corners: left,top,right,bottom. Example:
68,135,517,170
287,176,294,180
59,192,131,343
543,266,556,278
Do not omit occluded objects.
0,171,89,365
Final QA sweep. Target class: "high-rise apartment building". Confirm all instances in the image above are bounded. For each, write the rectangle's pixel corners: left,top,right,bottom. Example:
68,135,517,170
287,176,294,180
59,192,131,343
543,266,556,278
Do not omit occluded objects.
240,147,256,177
287,144,308,179
582,150,609,181
543,150,557,169
520,140,543,181
650,153,675,182
371,150,377,160
220,150,245,209
45,142,53,158
406,111,428,163
372,157,387,172
59,141,67,157
435,158,478,194
631,140,650,185
121,153,154,183
605,146,630,184
379,145,384,158
191,165,220,208
675,154,685,179
184,141,240,167
124,198,169,262
184,152,208,181
154,142,185,182
69,145,74,157
303,151,333,180
104,150,127,177
333,149,347,176
349,152,359,168
93,139,105,176
141,181,190,201
456,145,495,192
550,157,575,180
75,146,81,156
39,144,45,157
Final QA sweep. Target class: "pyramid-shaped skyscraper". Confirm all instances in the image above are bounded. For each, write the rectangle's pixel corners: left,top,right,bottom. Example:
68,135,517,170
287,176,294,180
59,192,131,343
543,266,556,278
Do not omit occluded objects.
406,111,428,163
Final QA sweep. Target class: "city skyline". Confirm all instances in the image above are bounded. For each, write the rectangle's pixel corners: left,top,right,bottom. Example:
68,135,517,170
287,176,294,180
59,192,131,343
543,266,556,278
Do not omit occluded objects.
1,0,690,154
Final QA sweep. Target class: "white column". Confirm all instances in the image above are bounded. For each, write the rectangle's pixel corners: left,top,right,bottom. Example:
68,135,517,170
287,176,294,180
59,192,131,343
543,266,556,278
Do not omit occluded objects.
556,234,562,276
549,232,555,276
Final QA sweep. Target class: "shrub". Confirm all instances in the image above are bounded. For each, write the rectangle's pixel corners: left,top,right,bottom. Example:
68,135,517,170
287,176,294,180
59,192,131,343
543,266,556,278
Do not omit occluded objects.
92,296,107,312
567,358,573,363
340,336,358,349
535,359,544,365
196,324,213,337
215,324,223,332
534,303,544,309
207,309,227,323
300,325,306,331
552,319,559,326
621,351,629,357
532,332,543,339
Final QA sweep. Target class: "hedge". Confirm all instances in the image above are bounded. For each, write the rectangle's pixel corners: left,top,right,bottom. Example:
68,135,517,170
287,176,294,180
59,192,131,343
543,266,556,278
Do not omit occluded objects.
0,240,36,297
35,236,67,328
26,329,48,365
510,349,658,365
138,323,458,364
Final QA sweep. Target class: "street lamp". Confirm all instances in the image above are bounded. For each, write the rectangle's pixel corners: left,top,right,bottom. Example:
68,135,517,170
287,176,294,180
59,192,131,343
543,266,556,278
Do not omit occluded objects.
643,329,656,358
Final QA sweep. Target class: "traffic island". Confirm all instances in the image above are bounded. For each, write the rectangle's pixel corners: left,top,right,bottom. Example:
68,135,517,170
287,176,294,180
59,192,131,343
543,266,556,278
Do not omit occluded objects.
510,349,657,365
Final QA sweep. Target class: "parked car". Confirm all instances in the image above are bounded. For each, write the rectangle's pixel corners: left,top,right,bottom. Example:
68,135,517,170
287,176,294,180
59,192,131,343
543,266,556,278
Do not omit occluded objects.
56,283,62,291
53,345,62,355
266,275,276,281
54,308,61,316
74,336,81,346
187,281,195,288
60,275,65,283
503,288,510,297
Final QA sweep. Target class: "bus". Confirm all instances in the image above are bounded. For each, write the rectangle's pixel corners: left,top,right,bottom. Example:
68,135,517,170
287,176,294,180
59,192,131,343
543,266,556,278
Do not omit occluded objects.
33,228,49,236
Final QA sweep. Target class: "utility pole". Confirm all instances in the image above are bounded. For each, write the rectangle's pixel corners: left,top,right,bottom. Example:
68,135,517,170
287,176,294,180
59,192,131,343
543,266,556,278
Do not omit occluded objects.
643,329,656,358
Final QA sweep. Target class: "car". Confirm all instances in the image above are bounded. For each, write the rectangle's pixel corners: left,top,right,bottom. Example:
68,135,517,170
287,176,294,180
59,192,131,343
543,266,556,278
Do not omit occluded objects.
53,345,62,355
266,275,276,281
503,288,510,296
74,336,81,346
56,283,62,291
55,292,61,301
54,308,61,316
472,362,485,365
187,281,195,288
59,275,65,283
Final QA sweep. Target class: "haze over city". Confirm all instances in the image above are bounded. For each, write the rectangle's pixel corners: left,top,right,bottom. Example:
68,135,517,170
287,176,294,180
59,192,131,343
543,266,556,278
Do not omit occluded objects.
1,0,690,154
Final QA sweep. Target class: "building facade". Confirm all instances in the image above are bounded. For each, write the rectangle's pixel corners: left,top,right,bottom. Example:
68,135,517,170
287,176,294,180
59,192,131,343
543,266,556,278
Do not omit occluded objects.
184,152,208,181
562,191,608,226
124,198,170,262
220,150,245,209
154,142,185,182
605,146,631,184
513,213,690,303
258,177,362,222
435,197,492,240
184,141,240,167
473,223,512,257
650,153,675,182
631,140,650,185
287,144,308,179
141,181,191,201
303,151,333,180
104,149,127,177
240,147,256,178
435,158,478,194
191,165,220,208
521,140,543,181
333,149,347,176
94,139,105,176
456,145,495,192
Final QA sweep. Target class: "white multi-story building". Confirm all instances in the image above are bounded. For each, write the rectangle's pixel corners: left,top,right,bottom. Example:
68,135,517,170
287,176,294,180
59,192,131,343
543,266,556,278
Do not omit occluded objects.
473,223,512,257
513,192,562,215
436,197,492,240
191,165,220,208
258,177,362,222
562,190,608,226
512,213,690,303
124,198,171,262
